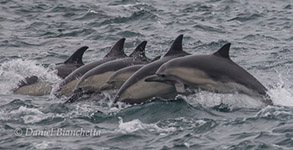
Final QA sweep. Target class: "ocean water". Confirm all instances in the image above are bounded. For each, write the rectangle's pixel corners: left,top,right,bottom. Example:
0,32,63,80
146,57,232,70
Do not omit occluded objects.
0,0,293,149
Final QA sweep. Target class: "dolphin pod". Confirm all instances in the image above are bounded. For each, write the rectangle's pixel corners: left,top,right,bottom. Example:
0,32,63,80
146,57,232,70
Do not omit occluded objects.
72,41,151,93
56,38,127,97
13,46,89,96
144,43,273,105
65,41,154,103
12,35,272,105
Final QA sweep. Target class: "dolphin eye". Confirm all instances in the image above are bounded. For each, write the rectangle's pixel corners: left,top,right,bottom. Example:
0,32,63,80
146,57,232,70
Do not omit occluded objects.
160,74,166,78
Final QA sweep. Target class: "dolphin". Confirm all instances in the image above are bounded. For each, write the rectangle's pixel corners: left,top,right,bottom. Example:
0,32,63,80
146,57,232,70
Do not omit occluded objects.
145,43,273,105
65,41,152,103
13,46,88,96
113,34,190,104
56,38,126,97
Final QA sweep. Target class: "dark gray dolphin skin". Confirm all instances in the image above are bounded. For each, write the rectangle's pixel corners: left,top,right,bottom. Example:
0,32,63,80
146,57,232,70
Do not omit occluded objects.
55,46,89,79
56,38,126,96
145,43,273,105
13,46,88,96
65,41,152,103
113,34,190,104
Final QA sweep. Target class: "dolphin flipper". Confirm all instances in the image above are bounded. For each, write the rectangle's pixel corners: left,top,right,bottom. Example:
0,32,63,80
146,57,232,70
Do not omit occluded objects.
175,82,186,93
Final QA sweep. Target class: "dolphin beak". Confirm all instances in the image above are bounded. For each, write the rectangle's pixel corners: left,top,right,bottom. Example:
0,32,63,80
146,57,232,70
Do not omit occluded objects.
144,75,162,82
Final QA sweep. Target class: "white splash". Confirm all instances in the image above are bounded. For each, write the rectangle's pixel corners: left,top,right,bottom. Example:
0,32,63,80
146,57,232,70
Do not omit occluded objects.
67,103,102,118
255,105,292,119
0,59,60,94
182,69,293,108
0,102,108,124
32,141,52,149
117,117,176,134
184,91,264,109
268,87,293,106
267,73,293,106
0,106,55,124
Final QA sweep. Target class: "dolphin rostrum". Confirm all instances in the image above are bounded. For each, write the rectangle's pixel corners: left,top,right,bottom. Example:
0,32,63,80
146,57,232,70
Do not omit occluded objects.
145,43,273,105
114,34,190,104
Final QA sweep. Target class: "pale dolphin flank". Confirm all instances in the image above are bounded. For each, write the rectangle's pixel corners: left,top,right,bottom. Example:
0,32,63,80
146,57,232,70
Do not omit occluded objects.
114,34,190,104
145,43,273,105
13,46,89,96
100,65,144,91
56,38,126,97
65,41,152,103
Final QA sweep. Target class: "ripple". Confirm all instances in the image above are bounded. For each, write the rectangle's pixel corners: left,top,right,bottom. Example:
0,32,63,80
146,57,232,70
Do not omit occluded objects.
228,13,263,22
193,23,227,33
73,9,109,21
100,9,158,26
57,28,96,38
254,106,293,121
243,34,279,41
117,30,144,38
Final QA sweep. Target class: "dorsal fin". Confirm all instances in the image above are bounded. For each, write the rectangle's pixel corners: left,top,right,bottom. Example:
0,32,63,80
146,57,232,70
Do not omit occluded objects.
64,46,88,64
213,43,231,59
129,41,147,59
17,76,39,88
105,38,127,58
164,34,184,57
